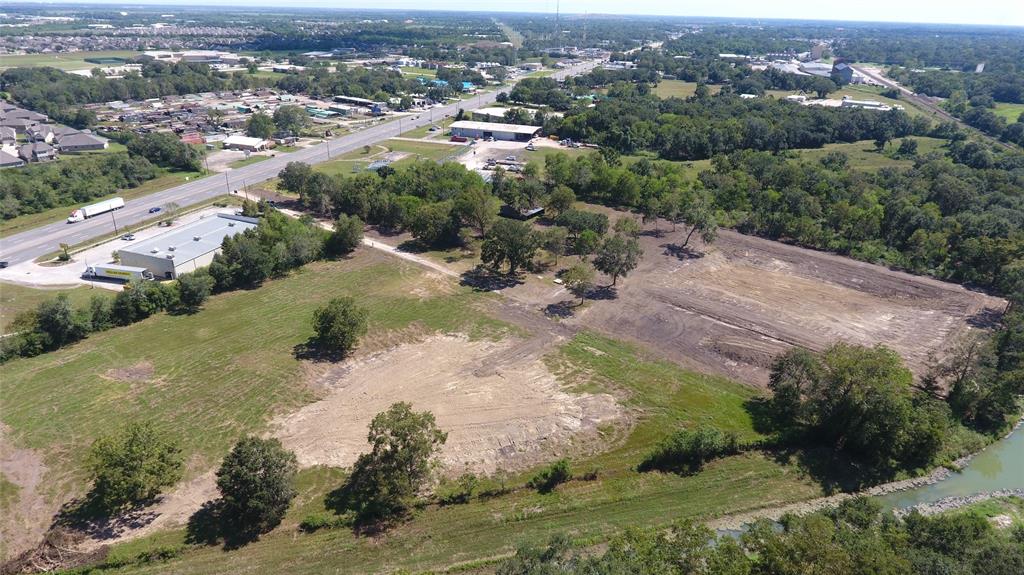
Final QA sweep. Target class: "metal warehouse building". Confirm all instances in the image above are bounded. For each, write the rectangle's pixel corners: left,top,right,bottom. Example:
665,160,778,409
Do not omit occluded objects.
449,120,541,142
118,213,258,279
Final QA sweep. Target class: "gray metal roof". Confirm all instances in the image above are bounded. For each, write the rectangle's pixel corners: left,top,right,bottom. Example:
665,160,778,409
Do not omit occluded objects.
119,213,258,263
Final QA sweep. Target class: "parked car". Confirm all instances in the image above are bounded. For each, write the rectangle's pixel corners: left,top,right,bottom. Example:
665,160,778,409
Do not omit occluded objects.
525,143,536,151
0,261,8,269
505,155,516,162
121,233,136,241
148,207,162,214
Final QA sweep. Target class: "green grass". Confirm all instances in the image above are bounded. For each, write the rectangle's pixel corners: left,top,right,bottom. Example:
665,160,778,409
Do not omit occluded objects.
1,253,507,493
0,283,112,335
228,155,270,169
0,475,18,513
993,102,1024,123
0,50,140,71
400,116,455,139
399,66,437,78
384,139,462,161
0,168,207,239
792,137,948,169
92,332,823,575
653,80,722,99
314,140,462,177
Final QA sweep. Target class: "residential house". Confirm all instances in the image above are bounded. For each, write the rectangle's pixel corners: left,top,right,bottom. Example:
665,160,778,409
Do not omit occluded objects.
55,131,109,152
18,142,56,162
0,150,25,169
0,126,15,145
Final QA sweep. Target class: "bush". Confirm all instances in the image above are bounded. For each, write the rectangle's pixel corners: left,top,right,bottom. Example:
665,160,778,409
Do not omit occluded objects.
86,422,184,514
527,459,572,493
312,297,368,358
437,472,479,505
638,426,739,474
299,511,352,533
215,437,298,537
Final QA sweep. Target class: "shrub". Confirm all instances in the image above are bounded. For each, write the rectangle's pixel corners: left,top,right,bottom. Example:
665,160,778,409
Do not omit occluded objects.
299,511,352,533
437,472,479,505
312,296,368,358
528,459,572,493
86,422,184,513
216,437,298,537
638,426,739,474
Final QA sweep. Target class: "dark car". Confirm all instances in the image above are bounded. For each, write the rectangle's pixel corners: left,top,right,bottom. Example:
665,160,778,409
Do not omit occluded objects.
148,207,162,214
0,261,8,269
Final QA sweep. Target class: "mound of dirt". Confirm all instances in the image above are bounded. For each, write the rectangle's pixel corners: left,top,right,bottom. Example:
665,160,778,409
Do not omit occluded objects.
272,334,623,474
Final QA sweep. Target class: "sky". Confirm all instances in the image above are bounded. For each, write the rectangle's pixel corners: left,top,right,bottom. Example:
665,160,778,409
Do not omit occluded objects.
38,1,1024,27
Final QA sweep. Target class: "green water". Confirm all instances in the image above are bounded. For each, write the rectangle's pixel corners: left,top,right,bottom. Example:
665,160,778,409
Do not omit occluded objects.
878,428,1024,509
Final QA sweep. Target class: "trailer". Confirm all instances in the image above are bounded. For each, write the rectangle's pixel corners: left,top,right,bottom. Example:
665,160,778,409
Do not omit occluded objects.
68,197,125,223
82,264,154,282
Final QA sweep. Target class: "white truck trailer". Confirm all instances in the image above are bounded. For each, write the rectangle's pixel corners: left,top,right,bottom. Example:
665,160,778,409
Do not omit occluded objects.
67,197,125,223
82,264,154,282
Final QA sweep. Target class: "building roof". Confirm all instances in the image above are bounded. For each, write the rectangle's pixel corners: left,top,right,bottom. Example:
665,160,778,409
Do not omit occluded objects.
56,131,107,147
222,135,267,147
450,120,541,134
0,127,15,141
0,150,24,166
473,106,512,117
119,213,259,263
19,142,53,158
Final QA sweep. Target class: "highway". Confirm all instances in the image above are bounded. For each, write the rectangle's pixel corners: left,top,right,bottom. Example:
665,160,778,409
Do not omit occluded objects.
0,61,597,265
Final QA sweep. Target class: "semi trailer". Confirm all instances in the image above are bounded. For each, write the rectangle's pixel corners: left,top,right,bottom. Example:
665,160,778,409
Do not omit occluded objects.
68,197,125,223
82,264,154,282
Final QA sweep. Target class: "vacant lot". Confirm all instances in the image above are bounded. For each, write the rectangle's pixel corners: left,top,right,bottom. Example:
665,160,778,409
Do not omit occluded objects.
793,137,948,169
653,80,722,99
0,50,140,71
993,102,1024,123
570,223,1005,386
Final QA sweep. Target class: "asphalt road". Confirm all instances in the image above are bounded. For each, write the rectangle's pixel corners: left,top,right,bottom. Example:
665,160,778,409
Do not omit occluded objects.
0,61,597,265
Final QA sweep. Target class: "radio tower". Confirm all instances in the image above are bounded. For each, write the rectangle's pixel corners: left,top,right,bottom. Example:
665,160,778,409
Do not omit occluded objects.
555,0,560,49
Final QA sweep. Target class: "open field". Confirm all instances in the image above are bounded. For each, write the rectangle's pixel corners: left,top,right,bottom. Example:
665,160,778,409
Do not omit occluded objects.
228,155,270,169
314,139,462,176
653,80,722,99
792,136,948,169
0,283,111,334
831,85,921,115
400,116,455,138
993,102,1024,123
0,168,206,239
79,332,824,575
399,66,437,77
564,219,1005,387
0,50,140,71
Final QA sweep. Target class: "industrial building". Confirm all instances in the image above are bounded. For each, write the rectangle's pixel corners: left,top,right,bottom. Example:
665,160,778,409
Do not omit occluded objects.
117,213,258,279
449,120,541,142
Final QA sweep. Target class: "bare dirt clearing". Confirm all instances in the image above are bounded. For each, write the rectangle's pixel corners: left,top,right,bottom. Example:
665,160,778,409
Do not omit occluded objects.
0,424,58,561
273,334,622,475
571,226,1006,386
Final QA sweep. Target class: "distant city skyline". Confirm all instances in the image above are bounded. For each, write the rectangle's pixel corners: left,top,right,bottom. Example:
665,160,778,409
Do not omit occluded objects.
28,1,1024,28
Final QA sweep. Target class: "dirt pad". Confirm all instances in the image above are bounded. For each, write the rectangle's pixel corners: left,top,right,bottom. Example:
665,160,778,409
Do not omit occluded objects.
0,425,58,562
272,334,622,474
573,228,1006,386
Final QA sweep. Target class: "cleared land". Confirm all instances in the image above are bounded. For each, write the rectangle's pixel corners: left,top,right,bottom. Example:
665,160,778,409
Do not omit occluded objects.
0,50,140,71
567,221,1005,386
793,136,948,169
653,80,722,99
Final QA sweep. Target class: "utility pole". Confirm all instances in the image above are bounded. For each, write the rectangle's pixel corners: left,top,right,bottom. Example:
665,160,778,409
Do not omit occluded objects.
110,207,119,234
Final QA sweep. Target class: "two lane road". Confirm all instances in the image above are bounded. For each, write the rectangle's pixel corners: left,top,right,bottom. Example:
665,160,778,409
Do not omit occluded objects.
0,61,597,265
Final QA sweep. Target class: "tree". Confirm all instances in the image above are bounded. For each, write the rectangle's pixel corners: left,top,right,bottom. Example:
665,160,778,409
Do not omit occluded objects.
454,187,500,236
408,200,457,247
574,229,601,260
245,112,274,139
540,226,568,265
272,105,310,136
544,185,576,219
593,234,642,285
326,214,363,256
216,437,297,536
34,294,90,349
613,216,641,238
278,162,313,194
312,297,368,358
679,194,718,249
86,422,183,513
176,270,215,312
527,459,572,493
334,403,447,525
641,196,661,232
481,218,540,274
127,132,202,171
562,262,595,305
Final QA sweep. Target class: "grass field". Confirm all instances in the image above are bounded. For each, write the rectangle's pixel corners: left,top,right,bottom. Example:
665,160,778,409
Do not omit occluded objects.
653,80,722,99
0,168,207,239
228,155,270,169
399,66,437,78
314,140,462,176
792,136,948,169
400,116,455,138
0,50,140,71
0,283,112,335
92,332,823,575
1,252,506,493
993,102,1024,123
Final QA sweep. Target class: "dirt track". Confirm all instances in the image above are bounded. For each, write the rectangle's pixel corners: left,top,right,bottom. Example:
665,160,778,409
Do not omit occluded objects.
566,225,1006,386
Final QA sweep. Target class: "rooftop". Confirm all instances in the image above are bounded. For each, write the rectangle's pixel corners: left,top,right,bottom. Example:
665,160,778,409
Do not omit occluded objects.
450,120,541,134
119,213,258,263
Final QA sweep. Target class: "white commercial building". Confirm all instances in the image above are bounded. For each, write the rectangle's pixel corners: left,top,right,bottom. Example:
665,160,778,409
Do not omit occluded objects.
449,120,541,142
222,135,268,151
117,213,258,279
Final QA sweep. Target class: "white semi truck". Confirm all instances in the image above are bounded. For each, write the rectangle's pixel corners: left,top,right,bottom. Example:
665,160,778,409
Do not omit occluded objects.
82,264,154,282
67,197,125,223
